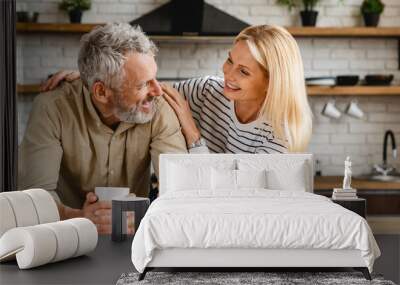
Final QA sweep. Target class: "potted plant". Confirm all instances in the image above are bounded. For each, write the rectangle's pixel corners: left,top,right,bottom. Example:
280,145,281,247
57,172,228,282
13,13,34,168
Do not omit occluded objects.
361,0,384,27
59,0,91,23
277,0,320,26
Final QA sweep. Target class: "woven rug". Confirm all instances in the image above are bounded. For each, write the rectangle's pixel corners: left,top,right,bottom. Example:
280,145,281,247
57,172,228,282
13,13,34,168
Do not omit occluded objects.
117,271,396,285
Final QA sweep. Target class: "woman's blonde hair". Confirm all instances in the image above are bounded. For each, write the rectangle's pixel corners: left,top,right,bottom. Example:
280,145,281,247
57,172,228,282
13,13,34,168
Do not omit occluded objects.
235,25,312,152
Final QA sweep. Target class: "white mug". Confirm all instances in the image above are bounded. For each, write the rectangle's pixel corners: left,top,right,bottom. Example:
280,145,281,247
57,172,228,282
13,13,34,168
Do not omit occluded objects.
94,187,134,235
321,100,341,119
346,100,364,119
94,187,130,201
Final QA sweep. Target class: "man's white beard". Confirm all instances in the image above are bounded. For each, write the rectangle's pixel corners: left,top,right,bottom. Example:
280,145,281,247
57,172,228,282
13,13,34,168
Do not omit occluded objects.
114,100,156,124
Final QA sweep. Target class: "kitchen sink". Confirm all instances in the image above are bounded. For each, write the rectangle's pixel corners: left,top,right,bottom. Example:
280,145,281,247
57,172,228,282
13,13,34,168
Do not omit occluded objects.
357,130,399,183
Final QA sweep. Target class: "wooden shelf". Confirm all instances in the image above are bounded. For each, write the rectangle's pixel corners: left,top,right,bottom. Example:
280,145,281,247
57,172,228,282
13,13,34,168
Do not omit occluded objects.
16,23,400,38
307,86,400,96
286,26,400,37
15,23,234,43
17,84,41,94
151,35,234,43
16,22,101,33
314,176,400,190
16,83,400,96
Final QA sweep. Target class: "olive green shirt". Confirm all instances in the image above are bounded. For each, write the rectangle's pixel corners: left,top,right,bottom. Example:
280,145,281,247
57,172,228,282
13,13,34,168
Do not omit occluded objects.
18,80,187,208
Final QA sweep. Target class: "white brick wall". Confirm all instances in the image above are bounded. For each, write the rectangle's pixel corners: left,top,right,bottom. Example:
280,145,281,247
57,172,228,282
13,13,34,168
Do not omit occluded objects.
16,0,400,175
309,96,400,175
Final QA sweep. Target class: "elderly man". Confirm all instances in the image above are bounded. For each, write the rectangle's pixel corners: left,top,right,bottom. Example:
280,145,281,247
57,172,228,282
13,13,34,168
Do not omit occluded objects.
18,23,187,233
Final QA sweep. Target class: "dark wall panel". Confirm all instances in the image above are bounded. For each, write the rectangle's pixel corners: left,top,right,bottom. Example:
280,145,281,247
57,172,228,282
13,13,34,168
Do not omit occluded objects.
0,0,18,192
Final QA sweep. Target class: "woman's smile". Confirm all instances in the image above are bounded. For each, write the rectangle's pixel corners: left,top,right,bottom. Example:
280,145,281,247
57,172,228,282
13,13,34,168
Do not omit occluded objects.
224,81,241,93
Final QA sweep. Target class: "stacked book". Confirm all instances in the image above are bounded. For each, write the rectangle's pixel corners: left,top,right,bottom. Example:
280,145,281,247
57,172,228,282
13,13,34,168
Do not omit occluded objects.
332,188,358,200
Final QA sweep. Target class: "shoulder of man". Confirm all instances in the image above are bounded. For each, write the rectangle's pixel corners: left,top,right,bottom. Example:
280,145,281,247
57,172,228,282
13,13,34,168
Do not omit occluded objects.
33,79,85,115
150,95,180,130
152,95,176,120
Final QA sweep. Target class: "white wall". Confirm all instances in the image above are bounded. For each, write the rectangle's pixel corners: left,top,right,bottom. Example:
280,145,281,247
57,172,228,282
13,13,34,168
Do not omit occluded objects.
15,0,400,27
16,0,400,175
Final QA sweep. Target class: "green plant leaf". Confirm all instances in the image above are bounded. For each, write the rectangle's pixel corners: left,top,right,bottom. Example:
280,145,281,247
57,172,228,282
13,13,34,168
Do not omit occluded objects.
276,0,341,12
361,0,384,14
59,0,91,12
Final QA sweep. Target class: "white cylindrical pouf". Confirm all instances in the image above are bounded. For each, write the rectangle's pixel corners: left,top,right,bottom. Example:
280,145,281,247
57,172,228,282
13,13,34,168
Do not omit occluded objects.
0,218,97,269
66,218,98,257
43,221,79,263
0,226,57,269
1,192,39,227
0,196,17,238
24,189,60,224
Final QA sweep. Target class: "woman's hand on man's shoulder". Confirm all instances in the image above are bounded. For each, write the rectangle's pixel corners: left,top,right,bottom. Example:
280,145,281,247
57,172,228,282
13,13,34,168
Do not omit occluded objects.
40,70,80,92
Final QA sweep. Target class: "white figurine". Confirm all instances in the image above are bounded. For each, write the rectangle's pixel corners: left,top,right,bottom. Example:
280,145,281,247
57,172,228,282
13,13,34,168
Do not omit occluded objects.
342,156,352,190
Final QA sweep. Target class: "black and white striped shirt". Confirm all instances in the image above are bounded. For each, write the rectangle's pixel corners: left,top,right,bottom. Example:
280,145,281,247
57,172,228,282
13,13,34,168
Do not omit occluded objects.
174,76,287,154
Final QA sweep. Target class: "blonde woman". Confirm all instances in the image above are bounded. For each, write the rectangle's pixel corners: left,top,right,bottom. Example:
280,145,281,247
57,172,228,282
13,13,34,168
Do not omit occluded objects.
162,25,312,153
42,25,312,153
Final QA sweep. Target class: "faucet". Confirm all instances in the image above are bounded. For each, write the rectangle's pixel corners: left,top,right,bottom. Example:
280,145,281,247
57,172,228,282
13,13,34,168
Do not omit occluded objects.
383,130,397,165
374,130,397,176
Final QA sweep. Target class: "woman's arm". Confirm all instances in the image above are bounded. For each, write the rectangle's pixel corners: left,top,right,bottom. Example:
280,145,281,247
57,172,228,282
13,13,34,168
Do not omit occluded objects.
40,70,80,92
161,83,200,145
161,83,209,153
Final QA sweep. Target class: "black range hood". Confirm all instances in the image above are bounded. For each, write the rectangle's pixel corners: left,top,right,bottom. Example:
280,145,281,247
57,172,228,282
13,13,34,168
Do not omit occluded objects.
130,0,249,36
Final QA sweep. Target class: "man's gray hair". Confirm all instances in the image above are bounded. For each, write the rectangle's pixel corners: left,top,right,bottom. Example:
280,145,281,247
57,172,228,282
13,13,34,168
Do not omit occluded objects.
78,23,157,90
